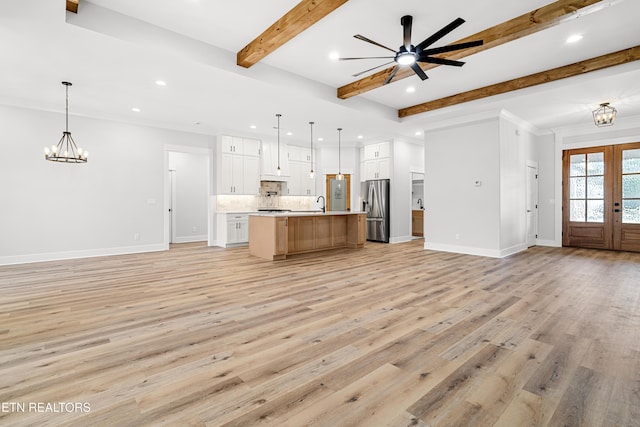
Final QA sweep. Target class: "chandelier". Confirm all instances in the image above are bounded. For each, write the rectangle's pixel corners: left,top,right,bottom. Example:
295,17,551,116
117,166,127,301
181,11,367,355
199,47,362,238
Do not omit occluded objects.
44,81,88,163
592,102,617,127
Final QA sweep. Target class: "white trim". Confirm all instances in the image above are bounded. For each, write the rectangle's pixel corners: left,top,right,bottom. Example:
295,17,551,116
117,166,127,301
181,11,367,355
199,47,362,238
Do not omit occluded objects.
173,235,208,244
390,235,412,244
499,243,528,258
424,242,502,258
0,244,168,266
536,239,561,247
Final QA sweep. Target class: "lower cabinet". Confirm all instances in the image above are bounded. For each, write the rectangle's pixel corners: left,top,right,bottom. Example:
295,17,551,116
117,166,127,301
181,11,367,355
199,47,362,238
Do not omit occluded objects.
412,210,424,237
216,213,250,247
286,214,365,255
275,217,288,256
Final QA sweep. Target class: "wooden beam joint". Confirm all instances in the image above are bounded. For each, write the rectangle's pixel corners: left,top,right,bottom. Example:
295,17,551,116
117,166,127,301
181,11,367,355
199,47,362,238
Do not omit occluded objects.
66,0,78,13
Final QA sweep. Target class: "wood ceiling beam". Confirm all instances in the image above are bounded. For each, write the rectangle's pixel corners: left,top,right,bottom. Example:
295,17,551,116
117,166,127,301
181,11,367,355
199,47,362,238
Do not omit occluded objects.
338,0,615,99
237,0,349,68
66,0,78,13
398,45,640,118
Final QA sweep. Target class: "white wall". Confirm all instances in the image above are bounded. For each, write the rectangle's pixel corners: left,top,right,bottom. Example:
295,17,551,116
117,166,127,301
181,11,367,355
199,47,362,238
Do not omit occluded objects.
498,114,531,256
168,151,209,243
424,117,502,256
536,133,556,244
0,104,211,265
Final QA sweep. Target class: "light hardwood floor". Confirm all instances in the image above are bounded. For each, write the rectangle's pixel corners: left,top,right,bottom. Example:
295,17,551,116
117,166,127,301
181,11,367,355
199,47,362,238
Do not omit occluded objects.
1,241,639,426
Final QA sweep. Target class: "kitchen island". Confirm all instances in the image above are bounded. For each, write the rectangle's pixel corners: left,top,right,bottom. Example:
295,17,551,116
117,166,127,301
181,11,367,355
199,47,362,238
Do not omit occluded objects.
249,212,366,260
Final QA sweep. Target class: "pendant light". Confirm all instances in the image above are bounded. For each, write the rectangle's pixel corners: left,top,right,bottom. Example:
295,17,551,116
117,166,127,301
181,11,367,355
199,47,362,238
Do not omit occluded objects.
336,127,344,181
592,102,617,127
44,81,88,163
309,121,315,179
276,113,282,176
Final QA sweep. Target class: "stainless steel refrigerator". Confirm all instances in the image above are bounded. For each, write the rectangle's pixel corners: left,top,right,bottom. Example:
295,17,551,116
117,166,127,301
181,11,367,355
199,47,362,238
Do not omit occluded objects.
363,179,390,243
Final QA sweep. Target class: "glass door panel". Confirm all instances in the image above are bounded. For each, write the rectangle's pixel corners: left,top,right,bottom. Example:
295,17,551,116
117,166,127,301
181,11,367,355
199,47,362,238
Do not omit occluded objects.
614,144,640,251
562,146,612,249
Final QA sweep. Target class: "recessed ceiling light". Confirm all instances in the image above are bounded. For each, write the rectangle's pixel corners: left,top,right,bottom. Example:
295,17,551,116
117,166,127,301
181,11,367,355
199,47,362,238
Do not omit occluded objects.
131,107,141,112
318,137,324,142
155,80,167,86
250,125,257,129
287,132,293,136
329,51,340,61
566,34,583,44
406,86,416,93
357,135,363,139
415,131,422,136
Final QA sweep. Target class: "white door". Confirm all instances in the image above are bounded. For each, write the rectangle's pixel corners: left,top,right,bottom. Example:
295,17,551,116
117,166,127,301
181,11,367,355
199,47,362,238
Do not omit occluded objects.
526,163,539,247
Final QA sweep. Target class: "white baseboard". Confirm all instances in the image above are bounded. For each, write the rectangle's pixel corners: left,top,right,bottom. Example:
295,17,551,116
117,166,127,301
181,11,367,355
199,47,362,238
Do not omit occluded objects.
536,239,561,247
424,242,502,258
0,243,168,266
499,243,528,258
173,235,207,244
389,235,412,244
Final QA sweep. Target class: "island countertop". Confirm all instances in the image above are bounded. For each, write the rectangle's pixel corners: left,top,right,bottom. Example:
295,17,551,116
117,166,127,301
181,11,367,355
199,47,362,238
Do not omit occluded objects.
249,212,366,260
250,211,365,217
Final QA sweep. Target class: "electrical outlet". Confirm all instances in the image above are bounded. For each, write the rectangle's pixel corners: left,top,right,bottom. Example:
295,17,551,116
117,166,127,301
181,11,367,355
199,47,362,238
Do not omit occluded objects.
134,233,140,241
455,233,460,240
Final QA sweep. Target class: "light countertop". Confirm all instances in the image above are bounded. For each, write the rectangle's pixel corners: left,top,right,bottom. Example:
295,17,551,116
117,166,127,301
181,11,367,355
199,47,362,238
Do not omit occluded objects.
250,211,365,217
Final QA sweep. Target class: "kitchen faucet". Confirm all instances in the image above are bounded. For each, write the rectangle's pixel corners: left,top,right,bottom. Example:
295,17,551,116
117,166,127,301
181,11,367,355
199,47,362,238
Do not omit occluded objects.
316,195,326,213
417,198,423,209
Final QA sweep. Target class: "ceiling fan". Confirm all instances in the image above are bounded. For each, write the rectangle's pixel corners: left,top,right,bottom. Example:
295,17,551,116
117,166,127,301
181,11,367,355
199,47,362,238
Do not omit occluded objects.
341,15,483,84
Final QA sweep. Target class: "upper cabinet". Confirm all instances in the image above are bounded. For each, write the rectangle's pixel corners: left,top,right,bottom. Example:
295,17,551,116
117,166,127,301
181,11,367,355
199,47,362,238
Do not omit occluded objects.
286,146,315,196
218,135,260,195
261,140,290,180
361,141,391,181
363,142,390,161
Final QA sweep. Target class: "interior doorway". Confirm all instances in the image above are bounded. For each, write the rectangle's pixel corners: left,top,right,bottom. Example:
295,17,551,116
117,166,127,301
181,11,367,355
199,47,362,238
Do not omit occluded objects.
411,172,424,238
562,142,640,252
165,146,211,247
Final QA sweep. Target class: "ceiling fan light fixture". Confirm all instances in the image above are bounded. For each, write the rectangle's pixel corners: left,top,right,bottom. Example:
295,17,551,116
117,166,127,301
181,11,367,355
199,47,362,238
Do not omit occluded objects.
396,52,416,65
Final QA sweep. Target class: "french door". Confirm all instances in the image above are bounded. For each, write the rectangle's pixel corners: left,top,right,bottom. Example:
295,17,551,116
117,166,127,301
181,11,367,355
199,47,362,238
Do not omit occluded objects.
563,142,640,252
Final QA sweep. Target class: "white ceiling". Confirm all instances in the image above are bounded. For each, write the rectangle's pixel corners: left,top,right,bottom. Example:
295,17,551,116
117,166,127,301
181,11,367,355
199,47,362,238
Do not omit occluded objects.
1,0,640,146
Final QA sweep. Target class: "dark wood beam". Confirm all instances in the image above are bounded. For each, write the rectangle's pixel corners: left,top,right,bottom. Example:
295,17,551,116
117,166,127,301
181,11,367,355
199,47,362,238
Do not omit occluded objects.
338,0,614,99
237,0,348,68
398,45,640,118
66,0,78,13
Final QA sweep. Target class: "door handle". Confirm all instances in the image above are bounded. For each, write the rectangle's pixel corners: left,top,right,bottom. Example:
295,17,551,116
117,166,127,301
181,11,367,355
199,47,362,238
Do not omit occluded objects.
614,209,621,212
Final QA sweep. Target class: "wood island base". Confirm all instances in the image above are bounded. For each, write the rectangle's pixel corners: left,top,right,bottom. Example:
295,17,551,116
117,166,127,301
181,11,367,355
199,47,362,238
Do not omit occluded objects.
249,212,366,260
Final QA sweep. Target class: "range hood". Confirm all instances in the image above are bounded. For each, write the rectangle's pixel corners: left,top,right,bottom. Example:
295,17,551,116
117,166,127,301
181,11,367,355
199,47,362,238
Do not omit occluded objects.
259,180,284,196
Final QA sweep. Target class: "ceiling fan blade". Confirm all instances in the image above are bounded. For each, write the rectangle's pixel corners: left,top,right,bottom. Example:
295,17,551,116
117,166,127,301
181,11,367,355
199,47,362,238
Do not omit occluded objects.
420,40,483,56
340,56,395,61
354,34,397,53
417,56,465,67
352,61,396,77
415,17,465,51
384,65,400,85
401,15,413,50
410,63,428,81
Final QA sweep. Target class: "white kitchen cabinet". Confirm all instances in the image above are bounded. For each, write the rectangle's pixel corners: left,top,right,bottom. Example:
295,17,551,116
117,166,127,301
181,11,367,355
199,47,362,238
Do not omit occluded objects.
261,140,290,179
221,135,261,156
216,213,250,247
286,146,315,196
218,135,260,195
363,157,390,181
361,141,391,181
363,141,390,161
